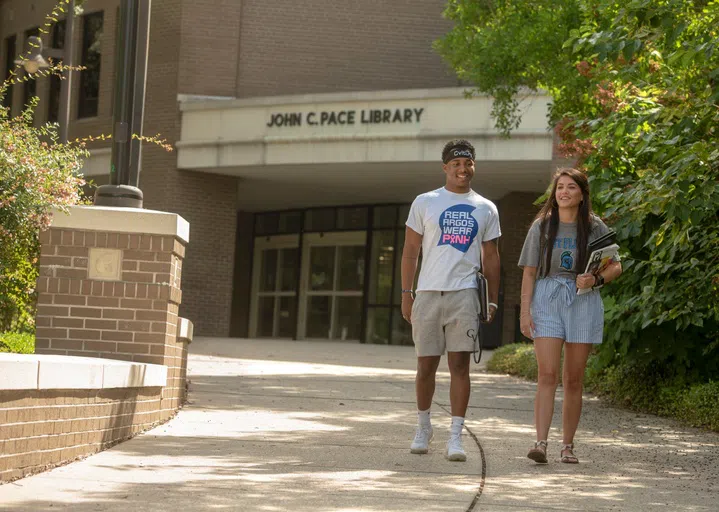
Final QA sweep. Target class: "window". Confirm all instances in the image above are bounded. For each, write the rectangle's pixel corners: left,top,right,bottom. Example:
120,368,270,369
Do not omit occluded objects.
254,211,302,236
78,11,103,118
364,204,414,345
22,28,40,109
47,20,66,123
2,35,15,111
336,207,368,230
373,205,398,229
250,204,413,344
304,208,336,232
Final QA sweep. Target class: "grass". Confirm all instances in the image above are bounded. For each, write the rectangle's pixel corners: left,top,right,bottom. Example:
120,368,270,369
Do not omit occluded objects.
0,332,35,354
488,343,719,433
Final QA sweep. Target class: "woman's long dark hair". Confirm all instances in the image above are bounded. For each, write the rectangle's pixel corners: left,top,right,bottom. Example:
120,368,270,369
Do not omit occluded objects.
535,168,593,276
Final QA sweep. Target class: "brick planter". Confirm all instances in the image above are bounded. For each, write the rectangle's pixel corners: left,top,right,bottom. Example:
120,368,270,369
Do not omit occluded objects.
34,206,191,413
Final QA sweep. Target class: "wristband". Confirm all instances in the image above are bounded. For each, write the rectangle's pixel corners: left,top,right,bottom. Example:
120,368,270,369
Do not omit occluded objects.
488,302,498,309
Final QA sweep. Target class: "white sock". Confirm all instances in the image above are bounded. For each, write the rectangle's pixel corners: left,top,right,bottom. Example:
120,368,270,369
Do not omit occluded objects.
450,416,464,436
418,409,431,427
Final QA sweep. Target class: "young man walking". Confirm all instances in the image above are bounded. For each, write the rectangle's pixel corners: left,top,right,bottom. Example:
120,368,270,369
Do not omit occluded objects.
401,139,501,461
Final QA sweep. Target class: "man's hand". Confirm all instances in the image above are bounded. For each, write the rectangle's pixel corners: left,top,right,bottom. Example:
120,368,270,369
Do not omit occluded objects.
487,304,497,323
401,294,414,324
481,238,501,323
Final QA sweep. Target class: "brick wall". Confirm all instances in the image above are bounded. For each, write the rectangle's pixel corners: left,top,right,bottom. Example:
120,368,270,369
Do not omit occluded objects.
35,226,188,410
497,192,541,344
162,171,238,338
139,1,239,337
177,0,242,97
236,0,458,97
0,386,164,482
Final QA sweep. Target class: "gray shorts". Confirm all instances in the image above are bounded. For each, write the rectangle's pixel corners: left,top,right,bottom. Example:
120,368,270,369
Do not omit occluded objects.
411,289,479,357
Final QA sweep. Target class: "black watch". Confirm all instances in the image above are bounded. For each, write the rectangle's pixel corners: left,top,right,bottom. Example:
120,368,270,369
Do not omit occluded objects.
593,274,605,289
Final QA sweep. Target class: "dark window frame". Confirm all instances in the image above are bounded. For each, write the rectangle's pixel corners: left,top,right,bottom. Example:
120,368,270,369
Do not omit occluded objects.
2,34,16,112
78,10,103,119
47,19,66,123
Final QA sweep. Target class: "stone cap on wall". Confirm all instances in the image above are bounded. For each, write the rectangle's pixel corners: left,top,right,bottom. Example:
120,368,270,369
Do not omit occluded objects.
0,354,167,391
49,206,190,244
178,318,194,343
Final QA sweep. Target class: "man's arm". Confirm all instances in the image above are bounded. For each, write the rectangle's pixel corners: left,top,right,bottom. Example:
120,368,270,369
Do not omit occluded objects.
481,238,501,322
400,226,423,323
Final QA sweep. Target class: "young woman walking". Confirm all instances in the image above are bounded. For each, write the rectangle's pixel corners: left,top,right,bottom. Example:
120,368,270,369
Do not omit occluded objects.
518,168,622,464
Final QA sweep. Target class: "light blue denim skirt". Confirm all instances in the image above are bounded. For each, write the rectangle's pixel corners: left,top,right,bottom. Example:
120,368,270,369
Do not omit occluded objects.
531,276,604,344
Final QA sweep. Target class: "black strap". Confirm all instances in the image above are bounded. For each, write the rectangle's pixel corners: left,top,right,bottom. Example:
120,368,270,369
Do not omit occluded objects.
473,313,483,364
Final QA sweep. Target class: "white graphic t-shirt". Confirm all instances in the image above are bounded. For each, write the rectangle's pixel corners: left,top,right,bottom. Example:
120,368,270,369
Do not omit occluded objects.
406,187,501,291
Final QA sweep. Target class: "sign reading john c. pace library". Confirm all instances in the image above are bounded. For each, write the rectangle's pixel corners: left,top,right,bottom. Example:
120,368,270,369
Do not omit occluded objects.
267,107,425,128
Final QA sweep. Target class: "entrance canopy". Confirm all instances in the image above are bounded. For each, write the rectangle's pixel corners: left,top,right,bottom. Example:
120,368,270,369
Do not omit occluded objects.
176,88,557,211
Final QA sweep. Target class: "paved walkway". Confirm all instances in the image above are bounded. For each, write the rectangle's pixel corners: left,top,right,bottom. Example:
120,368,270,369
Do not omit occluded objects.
1,338,717,511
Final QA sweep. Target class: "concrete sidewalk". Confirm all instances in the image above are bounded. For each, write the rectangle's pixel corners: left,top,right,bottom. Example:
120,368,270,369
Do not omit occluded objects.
1,337,717,511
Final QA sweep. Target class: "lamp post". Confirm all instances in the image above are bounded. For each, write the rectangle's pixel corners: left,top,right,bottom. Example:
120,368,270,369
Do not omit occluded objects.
57,1,75,145
93,0,151,208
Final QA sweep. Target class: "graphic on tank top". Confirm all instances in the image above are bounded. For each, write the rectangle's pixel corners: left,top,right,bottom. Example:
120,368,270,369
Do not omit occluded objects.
437,204,479,253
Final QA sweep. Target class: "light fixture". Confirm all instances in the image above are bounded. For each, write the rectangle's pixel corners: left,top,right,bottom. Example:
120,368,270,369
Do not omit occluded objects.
14,36,50,74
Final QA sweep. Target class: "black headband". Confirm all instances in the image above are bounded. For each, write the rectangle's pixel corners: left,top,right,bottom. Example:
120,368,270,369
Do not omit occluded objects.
443,145,475,164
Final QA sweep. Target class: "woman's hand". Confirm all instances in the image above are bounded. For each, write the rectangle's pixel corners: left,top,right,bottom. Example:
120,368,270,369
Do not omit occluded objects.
576,273,597,290
520,312,535,339
401,294,414,324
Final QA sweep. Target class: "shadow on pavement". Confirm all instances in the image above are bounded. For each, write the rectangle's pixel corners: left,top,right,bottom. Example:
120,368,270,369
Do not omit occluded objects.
1,338,717,512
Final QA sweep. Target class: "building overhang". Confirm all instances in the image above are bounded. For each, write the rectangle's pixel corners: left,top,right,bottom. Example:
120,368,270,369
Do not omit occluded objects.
176,88,558,210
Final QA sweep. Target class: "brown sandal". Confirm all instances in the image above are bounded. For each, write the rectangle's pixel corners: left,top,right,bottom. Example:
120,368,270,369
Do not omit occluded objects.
527,440,548,463
561,443,579,464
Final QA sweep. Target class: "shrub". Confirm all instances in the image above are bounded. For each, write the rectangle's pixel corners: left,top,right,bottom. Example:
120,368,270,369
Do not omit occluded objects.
0,332,35,354
0,99,88,333
0,1,91,333
486,343,539,381
672,382,719,432
489,344,719,432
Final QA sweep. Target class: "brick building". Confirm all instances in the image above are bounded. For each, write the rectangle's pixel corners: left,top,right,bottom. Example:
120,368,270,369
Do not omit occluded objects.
1,0,559,347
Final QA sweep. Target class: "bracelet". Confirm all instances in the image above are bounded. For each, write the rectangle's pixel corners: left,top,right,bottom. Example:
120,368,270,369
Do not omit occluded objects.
401,289,414,296
488,302,498,309
592,274,605,289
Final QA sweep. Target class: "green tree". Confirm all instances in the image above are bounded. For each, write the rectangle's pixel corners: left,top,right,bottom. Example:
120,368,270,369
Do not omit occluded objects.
437,0,719,381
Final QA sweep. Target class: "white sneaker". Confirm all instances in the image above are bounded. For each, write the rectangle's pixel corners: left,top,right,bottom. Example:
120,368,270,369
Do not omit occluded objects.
446,433,467,461
410,425,433,454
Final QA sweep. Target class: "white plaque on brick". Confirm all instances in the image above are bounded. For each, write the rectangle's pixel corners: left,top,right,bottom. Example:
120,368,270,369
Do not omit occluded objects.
89,248,122,281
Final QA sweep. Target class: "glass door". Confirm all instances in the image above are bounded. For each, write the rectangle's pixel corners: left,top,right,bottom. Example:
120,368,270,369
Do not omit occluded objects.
298,232,367,340
249,235,300,338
